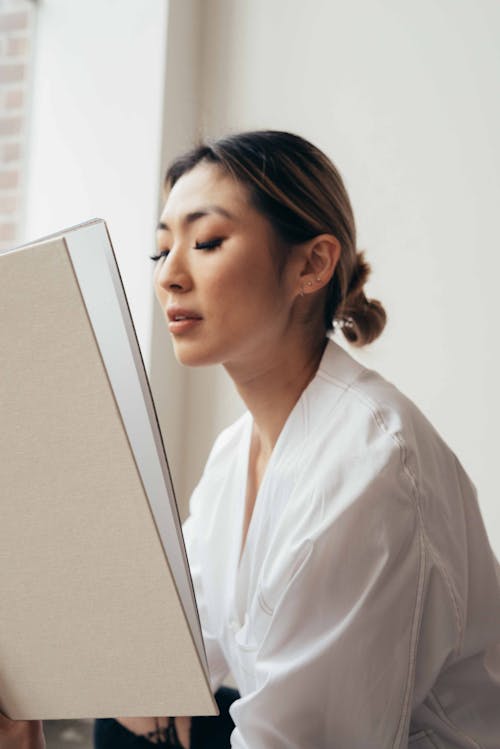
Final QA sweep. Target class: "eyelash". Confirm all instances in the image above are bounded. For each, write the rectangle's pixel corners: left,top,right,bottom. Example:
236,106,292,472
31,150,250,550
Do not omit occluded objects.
149,238,224,262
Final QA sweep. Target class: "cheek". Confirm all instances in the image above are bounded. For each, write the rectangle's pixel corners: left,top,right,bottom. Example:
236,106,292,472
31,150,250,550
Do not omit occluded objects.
209,271,277,328
202,251,280,315
207,265,253,299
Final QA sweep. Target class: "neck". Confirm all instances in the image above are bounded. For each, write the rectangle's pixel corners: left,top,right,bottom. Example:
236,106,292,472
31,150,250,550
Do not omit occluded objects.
224,331,328,459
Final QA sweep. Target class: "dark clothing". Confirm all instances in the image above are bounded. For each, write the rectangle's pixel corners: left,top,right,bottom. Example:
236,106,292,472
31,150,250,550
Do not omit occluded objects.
93,687,239,749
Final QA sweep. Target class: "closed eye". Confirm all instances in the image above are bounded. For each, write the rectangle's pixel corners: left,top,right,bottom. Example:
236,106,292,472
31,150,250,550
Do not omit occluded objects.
149,249,170,262
194,237,224,251
149,237,225,262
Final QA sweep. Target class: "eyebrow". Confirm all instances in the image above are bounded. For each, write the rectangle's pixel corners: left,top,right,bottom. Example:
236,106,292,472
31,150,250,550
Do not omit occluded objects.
156,205,235,232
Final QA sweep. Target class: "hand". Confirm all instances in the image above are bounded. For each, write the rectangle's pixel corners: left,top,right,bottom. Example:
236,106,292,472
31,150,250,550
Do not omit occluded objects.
0,713,46,749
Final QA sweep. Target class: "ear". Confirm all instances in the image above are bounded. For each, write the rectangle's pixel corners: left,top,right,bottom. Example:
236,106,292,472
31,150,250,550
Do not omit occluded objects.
295,234,341,297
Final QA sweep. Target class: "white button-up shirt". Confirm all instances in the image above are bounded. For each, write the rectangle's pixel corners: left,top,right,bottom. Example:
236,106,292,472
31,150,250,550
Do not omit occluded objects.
182,337,500,748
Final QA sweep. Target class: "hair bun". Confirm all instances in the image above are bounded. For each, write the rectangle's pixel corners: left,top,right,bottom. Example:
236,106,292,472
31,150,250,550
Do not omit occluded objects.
335,251,387,346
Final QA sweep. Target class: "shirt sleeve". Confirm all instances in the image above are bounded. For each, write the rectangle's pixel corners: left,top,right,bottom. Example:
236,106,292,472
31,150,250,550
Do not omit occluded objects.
228,440,440,749
182,510,230,694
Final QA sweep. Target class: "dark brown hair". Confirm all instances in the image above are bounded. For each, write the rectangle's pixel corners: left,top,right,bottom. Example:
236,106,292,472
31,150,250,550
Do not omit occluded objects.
164,130,386,346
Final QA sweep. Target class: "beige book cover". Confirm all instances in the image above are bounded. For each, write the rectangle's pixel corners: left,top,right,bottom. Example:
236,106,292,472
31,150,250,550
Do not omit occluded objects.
0,220,218,720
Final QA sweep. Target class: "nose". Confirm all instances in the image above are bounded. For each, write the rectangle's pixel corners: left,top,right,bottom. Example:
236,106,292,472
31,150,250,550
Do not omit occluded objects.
156,245,192,294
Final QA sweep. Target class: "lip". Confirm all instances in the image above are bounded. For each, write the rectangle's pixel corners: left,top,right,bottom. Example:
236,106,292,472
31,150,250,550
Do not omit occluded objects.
167,305,203,322
166,305,203,335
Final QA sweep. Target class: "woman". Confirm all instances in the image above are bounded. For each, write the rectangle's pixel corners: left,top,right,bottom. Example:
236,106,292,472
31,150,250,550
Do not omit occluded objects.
6,130,500,748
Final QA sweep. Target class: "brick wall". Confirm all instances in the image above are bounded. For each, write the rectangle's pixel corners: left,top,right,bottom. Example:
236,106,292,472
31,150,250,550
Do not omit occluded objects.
0,0,35,250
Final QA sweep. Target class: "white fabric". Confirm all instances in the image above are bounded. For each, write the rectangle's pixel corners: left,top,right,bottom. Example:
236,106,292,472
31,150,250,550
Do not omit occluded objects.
182,337,500,748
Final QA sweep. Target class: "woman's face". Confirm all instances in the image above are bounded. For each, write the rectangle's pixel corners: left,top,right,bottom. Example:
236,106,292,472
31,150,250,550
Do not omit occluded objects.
153,161,300,370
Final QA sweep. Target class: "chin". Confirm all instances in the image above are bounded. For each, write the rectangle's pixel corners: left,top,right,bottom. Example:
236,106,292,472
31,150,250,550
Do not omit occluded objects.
171,339,222,368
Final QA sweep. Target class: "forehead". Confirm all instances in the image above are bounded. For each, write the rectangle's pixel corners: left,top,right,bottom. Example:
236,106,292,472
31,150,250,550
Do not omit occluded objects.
160,161,251,225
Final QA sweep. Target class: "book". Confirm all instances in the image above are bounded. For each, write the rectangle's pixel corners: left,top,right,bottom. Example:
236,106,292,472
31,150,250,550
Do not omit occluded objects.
0,219,218,720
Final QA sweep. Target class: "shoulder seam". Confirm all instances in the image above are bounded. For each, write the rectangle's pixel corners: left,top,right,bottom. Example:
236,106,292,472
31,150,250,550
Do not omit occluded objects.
345,374,464,653
344,372,420,499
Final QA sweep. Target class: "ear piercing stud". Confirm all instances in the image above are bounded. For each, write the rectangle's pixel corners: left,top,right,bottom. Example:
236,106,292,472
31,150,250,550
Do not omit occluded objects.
306,277,321,287
300,276,322,297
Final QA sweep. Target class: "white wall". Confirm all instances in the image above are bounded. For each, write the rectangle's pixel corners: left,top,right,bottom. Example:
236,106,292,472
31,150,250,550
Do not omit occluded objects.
24,0,169,371
166,0,500,552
